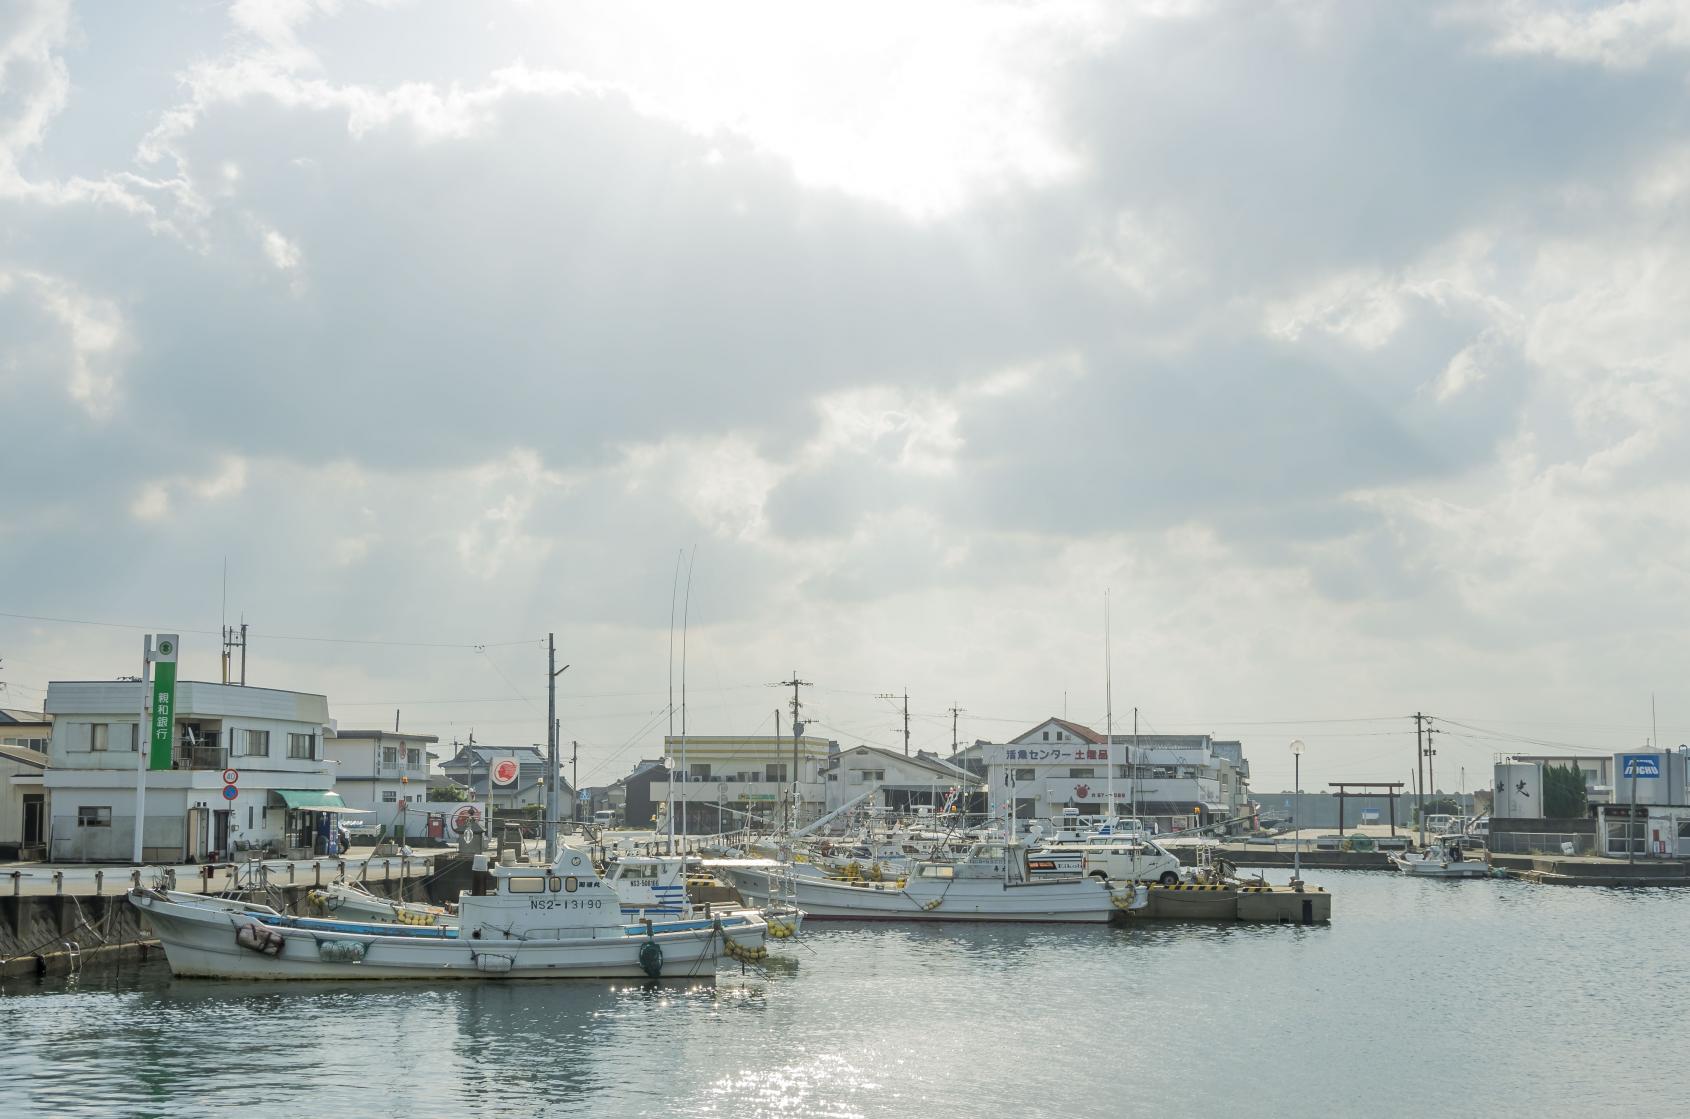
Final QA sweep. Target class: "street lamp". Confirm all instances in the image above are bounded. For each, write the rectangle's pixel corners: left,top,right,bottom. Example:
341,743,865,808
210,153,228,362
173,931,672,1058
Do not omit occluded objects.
1290,739,1306,887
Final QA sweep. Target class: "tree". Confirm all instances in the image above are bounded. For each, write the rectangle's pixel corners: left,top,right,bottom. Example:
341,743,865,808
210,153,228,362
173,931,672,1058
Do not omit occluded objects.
1543,763,1588,819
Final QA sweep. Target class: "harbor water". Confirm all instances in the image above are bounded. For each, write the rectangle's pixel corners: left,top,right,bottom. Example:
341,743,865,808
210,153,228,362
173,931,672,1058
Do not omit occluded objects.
3,870,1685,1119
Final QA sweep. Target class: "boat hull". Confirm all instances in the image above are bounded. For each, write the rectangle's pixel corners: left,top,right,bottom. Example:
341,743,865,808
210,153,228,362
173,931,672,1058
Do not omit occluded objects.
132,892,764,980
1390,857,1491,879
719,865,1119,923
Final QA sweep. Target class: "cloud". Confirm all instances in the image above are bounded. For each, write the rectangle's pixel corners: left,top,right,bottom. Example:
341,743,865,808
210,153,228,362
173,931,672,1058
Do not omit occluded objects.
3,1,1690,788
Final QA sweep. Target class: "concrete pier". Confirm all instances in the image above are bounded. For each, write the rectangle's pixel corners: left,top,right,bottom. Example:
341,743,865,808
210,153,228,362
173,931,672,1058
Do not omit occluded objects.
1489,852,1690,887
1126,884,1332,924
0,855,436,976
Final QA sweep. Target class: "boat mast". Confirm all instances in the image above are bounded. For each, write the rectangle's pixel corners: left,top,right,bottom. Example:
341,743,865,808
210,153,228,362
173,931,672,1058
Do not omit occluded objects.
1105,590,1114,820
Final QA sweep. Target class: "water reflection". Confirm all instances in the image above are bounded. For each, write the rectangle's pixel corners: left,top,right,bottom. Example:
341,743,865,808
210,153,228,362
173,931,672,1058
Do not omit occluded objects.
8,874,1690,1118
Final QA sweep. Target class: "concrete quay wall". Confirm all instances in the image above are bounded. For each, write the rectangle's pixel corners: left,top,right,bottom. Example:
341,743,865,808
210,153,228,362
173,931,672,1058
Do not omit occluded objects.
0,860,431,976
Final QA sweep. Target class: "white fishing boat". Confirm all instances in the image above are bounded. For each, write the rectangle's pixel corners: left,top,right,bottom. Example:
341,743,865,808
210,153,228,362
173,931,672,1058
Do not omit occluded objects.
712,841,1146,923
130,847,771,980
1390,835,1492,879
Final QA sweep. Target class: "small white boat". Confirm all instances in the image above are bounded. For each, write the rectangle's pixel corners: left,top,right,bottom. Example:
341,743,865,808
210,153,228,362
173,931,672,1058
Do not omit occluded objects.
1390,835,1491,879
131,847,770,980
307,880,455,925
712,842,1146,923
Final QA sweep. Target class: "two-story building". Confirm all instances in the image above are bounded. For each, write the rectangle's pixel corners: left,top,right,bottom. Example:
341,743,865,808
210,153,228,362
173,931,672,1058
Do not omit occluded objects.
325,728,441,840
664,735,834,833
821,745,976,814
964,717,1253,833
1,709,51,857
43,679,344,862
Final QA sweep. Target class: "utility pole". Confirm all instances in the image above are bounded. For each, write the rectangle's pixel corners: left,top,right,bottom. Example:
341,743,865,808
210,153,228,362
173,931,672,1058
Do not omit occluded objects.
877,689,910,756
775,672,812,831
1414,713,1426,845
571,739,580,824
1425,721,1439,824
544,637,568,861
133,635,154,865
948,705,965,755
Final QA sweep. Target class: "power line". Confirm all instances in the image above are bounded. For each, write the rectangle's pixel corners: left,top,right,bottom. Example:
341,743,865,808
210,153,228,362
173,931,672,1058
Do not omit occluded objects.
0,609,537,650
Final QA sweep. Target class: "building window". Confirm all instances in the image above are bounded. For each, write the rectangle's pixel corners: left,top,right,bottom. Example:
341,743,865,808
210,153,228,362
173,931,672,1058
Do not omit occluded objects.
289,732,315,760
1069,768,1096,779
247,730,270,757
407,749,422,768
689,764,711,781
1041,732,1049,741
764,764,787,783
1013,768,1036,782
91,723,132,751
381,790,397,803
382,746,399,766
78,806,112,828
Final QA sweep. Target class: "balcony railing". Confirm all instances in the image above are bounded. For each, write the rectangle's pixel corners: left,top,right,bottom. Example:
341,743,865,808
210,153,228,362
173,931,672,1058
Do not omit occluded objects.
173,745,229,771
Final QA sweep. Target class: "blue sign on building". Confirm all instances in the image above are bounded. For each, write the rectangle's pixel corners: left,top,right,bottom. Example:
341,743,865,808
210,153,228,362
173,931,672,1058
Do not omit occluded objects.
1620,754,1661,779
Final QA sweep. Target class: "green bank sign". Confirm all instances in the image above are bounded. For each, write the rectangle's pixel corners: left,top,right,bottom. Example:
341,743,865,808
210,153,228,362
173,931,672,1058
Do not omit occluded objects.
150,634,179,771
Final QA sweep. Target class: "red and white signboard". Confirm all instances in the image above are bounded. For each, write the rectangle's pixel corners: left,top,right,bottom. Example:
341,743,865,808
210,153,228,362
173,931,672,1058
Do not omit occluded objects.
452,805,480,833
491,758,520,786
222,768,240,785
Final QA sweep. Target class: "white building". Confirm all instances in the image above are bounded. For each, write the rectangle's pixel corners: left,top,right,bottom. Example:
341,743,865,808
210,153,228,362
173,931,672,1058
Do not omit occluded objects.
963,717,1253,833
0,742,47,858
822,745,975,814
664,735,832,832
44,679,344,862
325,728,440,839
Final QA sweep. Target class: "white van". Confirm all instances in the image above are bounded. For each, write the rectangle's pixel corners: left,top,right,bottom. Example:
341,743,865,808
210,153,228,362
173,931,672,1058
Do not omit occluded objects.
1080,841,1181,885
1029,838,1180,885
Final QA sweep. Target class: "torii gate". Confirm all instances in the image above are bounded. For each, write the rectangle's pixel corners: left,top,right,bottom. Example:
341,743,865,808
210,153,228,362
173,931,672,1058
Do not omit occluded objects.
1327,781,1404,836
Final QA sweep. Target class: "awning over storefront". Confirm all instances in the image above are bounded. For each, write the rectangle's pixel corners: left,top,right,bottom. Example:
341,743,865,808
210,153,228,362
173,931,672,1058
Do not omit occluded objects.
271,789,352,811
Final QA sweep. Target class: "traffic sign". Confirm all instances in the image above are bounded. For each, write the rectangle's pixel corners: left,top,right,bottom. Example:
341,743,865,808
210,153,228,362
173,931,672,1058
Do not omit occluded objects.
222,784,239,801
222,768,240,785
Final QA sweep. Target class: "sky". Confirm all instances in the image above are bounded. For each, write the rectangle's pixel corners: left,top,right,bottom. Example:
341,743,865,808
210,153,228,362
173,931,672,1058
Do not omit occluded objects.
2,0,1689,795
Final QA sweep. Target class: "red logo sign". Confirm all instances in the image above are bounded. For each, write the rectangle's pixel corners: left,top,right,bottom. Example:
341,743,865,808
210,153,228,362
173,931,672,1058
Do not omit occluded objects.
452,805,480,832
1074,784,1091,800
491,758,520,786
